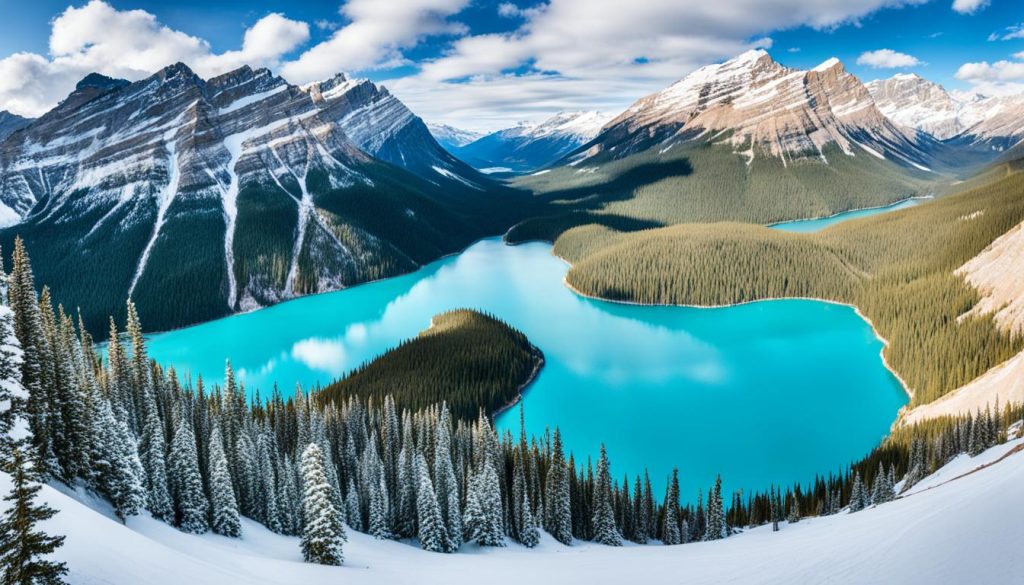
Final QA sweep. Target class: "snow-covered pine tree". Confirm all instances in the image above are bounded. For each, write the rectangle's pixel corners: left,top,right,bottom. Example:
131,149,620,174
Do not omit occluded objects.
704,475,725,540
787,493,800,524
519,490,540,548
168,416,209,533
0,291,67,583
208,425,241,537
414,451,451,553
661,469,681,545
345,477,363,532
849,471,866,512
139,403,173,522
433,406,461,550
300,443,345,566
590,445,621,546
0,445,67,585
542,428,572,545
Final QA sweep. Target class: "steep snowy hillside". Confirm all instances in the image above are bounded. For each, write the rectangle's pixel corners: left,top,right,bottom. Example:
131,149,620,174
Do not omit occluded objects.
0,64,527,334
427,123,482,151
457,111,612,173
17,435,1024,584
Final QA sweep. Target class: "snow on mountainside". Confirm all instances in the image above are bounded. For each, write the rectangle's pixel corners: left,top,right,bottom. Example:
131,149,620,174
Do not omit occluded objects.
456,111,612,173
581,49,933,170
954,93,1024,151
0,63,518,333
867,73,1024,150
427,123,482,151
866,74,966,140
14,435,1024,584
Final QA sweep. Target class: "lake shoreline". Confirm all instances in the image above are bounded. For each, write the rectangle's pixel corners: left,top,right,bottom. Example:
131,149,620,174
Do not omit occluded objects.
557,270,915,405
492,348,546,420
766,195,933,229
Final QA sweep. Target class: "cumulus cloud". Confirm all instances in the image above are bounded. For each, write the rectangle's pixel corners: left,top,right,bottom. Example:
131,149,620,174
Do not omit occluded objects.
856,49,922,68
0,1,308,117
396,0,926,130
280,0,470,83
951,0,989,15
955,58,1024,96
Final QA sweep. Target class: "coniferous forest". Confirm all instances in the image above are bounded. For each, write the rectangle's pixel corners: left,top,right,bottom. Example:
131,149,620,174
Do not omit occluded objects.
0,236,1019,578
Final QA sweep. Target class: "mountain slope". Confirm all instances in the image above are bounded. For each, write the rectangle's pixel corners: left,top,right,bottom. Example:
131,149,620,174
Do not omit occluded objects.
866,74,966,140
427,123,482,151
456,111,612,173
507,51,940,244
16,436,1024,584
0,64,529,334
0,111,32,143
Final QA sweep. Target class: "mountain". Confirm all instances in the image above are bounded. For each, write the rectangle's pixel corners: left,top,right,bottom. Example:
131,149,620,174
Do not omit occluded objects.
427,123,482,151
0,64,527,334
866,74,967,140
456,111,612,174
582,50,933,170
0,111,32,142
953,93,1024,152
866,73,1024,152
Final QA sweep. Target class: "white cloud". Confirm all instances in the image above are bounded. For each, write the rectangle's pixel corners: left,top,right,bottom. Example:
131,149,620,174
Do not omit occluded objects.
951,0,989,15
956,60,1024,82
989,23,1024,41
856,49,922,68
0,1,308,117
280,0,471,84
1015,52,1024,60
384,0,927,130
788,47,801,53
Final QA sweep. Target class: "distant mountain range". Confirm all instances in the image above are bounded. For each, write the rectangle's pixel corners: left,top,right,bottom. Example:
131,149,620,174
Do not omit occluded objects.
446,111,612,174
0,63,529,333
427,123,482,151
866,73,1024,151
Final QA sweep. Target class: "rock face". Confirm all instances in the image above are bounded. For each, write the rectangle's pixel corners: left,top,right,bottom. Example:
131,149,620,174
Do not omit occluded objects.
0,63,519,333
456,111,612,173
0,111,32,143
867,73,1024,151
579,50,933,170
866,74,966,140
953,93,1024,152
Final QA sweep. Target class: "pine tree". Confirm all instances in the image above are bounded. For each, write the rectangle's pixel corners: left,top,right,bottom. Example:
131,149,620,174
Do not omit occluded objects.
661,469,681,545
433,407,461,550
414,452,450,553
542,428,572,545
168,416,209,533
208,426,241,537
786,493,800,524
849,471,867,512
463,458,504,547
704,475,725,540
590,445,621,546
300,444,345,566
0,445,67,585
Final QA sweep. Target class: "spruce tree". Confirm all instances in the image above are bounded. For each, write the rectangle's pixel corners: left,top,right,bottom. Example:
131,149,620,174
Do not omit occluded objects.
590,445,621,546
0,446,67,585
208,426,241,537
168,417,209,533
661,469,681,545
542,428,572,545
300,444,345,566
414,452,450,553
704,475,724,541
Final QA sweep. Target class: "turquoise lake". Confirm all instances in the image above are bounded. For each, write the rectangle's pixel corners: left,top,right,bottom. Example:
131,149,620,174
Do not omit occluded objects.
771,198,923,233
145,231,908,500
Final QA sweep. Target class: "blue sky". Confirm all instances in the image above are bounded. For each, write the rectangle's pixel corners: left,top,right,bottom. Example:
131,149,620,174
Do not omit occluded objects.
0,0,1022,130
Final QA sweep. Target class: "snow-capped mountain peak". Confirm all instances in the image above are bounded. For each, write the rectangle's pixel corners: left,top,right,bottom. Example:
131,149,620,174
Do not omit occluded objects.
591,50,930,169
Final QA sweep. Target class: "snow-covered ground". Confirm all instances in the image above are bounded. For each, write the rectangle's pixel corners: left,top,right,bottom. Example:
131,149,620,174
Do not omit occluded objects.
5,437,1024,584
